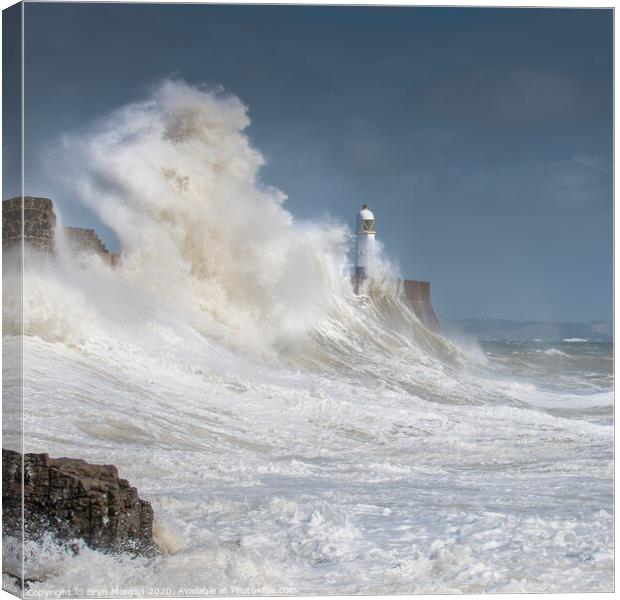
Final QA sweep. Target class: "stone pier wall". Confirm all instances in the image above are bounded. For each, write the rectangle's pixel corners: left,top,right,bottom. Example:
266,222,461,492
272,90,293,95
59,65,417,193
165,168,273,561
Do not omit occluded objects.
3,197,440,331
2,196,57,252
65,226,119,266
2,197,119,265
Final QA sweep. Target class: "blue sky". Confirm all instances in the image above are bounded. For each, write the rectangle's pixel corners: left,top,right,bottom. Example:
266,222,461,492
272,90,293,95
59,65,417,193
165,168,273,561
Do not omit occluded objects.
8,3,613,321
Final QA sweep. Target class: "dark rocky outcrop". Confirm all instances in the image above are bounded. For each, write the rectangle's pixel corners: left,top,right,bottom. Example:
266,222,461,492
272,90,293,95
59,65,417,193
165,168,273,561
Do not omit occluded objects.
2,449,156,556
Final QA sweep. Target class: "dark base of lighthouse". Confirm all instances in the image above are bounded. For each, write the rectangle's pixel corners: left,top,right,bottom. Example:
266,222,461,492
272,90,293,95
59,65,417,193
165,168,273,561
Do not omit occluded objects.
353,268,367,295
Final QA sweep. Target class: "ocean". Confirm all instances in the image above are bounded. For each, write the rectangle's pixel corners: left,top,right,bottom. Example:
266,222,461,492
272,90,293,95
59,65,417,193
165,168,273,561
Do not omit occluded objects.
2,81,613,595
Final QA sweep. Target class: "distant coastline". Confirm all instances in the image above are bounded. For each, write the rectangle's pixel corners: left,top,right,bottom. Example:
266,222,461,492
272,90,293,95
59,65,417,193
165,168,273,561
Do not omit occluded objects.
441,319,613,343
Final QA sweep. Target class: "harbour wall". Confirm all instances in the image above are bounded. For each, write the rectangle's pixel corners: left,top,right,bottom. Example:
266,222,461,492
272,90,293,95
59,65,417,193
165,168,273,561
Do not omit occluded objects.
3,196,56,253
2,197,440,331
399,279,440,331
2,196,118,265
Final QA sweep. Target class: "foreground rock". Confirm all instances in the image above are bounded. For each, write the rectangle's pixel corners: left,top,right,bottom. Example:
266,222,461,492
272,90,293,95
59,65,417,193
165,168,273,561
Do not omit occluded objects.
2,449,156,556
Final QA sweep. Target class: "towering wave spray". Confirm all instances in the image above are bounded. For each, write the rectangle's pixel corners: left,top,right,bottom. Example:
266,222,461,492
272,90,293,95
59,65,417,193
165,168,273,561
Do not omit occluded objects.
39,80,449,366
49,81,359,354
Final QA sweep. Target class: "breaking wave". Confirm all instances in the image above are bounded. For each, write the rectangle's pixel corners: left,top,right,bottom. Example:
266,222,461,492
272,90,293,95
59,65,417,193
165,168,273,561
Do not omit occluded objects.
21,80,457,375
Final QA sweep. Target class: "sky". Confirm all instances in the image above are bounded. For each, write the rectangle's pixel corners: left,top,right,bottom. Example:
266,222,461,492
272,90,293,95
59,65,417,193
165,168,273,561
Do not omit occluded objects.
6,3,613,322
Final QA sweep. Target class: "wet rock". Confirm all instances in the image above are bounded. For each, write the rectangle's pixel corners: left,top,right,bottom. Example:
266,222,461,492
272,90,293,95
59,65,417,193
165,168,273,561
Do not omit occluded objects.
2,449,156,556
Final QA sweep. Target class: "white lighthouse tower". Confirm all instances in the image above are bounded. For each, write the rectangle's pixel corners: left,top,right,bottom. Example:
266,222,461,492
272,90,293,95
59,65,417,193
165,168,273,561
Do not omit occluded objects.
354,204,376,294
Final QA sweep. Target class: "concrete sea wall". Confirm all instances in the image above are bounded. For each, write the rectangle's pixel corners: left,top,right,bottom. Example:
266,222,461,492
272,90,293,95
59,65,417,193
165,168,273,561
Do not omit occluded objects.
400,279,441,331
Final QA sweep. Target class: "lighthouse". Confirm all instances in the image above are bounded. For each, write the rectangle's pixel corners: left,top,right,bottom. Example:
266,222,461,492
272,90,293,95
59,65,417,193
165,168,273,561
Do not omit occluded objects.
354,204,376,294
